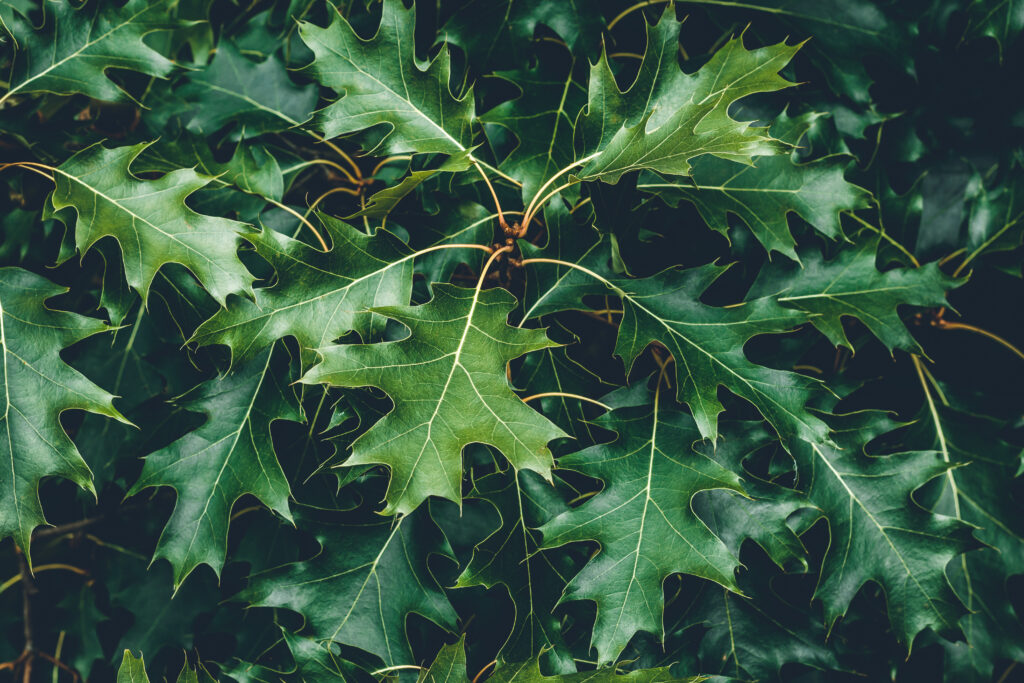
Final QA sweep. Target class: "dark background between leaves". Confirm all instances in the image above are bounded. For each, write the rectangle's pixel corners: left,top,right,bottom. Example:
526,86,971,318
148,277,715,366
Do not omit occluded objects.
1,0,1022,682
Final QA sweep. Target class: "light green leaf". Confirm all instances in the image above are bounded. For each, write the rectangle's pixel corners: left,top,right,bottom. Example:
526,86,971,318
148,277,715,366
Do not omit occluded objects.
191,216,414,365
298,0,474,156
575,8,799,184
751,234,958,352
49,142,255,305
0,267,127,560
639,111,871,259
117,650,150,683
302,283,566,515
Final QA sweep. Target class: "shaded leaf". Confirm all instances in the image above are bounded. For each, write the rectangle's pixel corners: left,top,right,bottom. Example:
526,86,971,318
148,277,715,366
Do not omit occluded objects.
0,267,127,558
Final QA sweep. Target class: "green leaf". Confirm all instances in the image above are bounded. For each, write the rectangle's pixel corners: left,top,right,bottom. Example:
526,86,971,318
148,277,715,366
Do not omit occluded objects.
639,111,871,259
679,572,842,681
482,59,586,198
439,0,601,73
353,151,474,220
192,216,414,365
750,234,958,352
421,638,707,683
298,0,474,155
513,328,613,443
301,283,566,515
0,267,127,559
456,470,577,671
2,0,177,103
524,250,829,446
908,395,1024,677
964,170,1024,272
49,142,255,305
117,650,150,683
243,506,457,667
178,41,319,139
790,411,976,646
128,343,302,587
966,0,1024,59
540,385,745,664
574,9,798,184
223,629,364,683
693,422,812,572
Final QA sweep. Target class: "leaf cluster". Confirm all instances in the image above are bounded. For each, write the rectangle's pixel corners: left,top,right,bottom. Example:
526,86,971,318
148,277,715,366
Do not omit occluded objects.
0,1,1022,682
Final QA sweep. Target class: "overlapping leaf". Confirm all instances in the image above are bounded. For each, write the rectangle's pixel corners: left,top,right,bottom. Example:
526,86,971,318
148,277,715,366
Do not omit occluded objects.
790,411,976,646
541,385,744,663
298,0,474,155
1,0,177,103
907,390,1024,678
523,248,828,446
302,283,565,515
574,7,798,184
50,143,254,305
640,111,871,259
421,636,706,683
751,234,958,352
178,41,319,139
192,217,413,364
457,470,577,671
243,506,457,667
128,344,302,587
0,267,127,558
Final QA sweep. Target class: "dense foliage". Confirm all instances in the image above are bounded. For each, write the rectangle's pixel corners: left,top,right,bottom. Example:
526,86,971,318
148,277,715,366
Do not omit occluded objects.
1,0,1022,681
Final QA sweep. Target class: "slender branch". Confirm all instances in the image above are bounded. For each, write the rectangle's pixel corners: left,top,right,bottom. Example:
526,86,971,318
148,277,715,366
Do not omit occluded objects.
522,180,580,232
953,216,1023,277
32,516,105,540
371,665,424,676
912,354,973,613
0,564,89,597
519,257,615,289
934,320,1024,361
303,186,362,218
286,157,361,185
844,211,920,267
305,131,363,181
15,546,35,658
522,153,601,230
607,0,669,30
521,392,611,410
937,247,966,267
370,155,412,178
35,651,80,683
477,245,513,293
474,157,521,187
472,661,497,683
570,196,592,214
265,199,330,251
471,160,507,228
0,161,55,182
